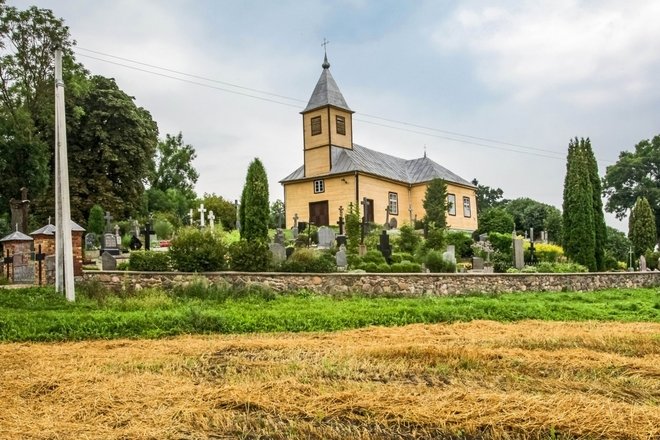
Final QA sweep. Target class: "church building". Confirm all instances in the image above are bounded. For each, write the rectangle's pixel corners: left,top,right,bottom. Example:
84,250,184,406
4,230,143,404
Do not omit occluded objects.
280,55,478,232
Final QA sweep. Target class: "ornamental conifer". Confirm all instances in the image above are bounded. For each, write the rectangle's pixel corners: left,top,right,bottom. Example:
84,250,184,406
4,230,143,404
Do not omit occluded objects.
628,196,657,257
581,138,607,271
239,158,270,242
562,138,596,271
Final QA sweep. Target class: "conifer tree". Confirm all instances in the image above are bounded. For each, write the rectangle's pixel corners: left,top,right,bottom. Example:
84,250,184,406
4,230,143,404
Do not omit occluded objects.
87,204,105,235
628,196,657,257
581,138,607,271
239,158,269,242
562,139,596,271
423,178,448,230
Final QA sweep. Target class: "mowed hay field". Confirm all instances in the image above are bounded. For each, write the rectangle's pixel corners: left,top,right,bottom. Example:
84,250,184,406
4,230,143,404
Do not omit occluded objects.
1,321,659,439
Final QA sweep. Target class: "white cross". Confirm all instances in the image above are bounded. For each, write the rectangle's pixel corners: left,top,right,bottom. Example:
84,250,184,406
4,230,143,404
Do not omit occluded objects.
189,208,194,225
208,210,215,229
198,203,206,227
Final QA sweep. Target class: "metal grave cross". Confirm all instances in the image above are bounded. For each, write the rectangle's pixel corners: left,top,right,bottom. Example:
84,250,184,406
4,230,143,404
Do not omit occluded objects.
337,205,345,235
198,203,206,227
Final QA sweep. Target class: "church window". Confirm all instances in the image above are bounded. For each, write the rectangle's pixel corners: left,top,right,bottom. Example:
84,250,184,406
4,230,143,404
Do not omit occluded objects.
447,194,456,216
311,116,322,136
463,196,471,218
336,116,346,135
388,192,398,215
313,179,325,194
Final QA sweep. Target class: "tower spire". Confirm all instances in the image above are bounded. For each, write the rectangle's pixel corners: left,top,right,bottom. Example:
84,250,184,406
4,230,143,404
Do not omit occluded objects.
321,38,330,69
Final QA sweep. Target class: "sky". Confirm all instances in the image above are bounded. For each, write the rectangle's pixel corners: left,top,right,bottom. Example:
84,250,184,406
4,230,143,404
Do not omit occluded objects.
8,0,660,231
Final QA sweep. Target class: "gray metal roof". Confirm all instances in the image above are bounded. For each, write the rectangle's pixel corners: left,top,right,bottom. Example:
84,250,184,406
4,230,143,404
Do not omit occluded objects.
0,230,33,242
280,144,475,187
302,55,352,113
30,220,85,236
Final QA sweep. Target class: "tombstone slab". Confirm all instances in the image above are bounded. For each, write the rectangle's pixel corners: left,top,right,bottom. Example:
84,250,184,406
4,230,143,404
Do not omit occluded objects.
101,251,117,271
472,256,485,271
269,243,286,265
336,247,347,268
442,245,456,265
317,226,336,249
100,233,121,256
513,238,524,269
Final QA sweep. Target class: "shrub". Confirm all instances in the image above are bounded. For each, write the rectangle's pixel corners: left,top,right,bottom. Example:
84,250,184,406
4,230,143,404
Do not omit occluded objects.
397,224,420,254
445,231,474,258
477,207,515,234
525,242,564,263
536,262,588,273
391,252,414,263
228,239,270,272
644,251,660,271
278,248,336,273
390,261,422,273
347,254,362,269
362,250,386,265
361,262,379,273
345,203,361,254
87,204,105,235
169,227,227,272
128,250,171,271
488,232,513,256
295,233,309,248
153,219,174,239
425,250,456,273
423,227,446,252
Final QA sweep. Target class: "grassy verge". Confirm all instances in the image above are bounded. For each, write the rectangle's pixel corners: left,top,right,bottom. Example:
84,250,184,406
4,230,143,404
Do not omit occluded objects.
0,283,658,342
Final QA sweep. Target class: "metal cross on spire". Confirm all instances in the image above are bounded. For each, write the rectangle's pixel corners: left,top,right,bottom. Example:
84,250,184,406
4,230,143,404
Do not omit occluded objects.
321,37,330,52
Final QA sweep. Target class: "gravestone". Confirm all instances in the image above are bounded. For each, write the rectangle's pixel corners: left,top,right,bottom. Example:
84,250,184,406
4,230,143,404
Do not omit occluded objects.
442,245,456,265
317,226,335,249
378,230,392,263
389,217,398,229
336,235,347,248
129,234,142,250
472,256,484,270
291,213,299,238
274,229,285,245
336,245,347,268
285,247,294,259
85,233,97,250
269,243,286,264
100,233,120,256
639,255,647,271
479,233,488,242
513,238,524,269
101,251,117,270
358,243,367,257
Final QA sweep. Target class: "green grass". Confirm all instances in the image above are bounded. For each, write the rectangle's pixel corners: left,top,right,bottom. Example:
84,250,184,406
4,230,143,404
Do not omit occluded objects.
0,284,658,342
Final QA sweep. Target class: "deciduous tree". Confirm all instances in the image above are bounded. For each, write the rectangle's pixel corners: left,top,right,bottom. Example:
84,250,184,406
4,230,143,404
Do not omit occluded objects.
150,132,198,200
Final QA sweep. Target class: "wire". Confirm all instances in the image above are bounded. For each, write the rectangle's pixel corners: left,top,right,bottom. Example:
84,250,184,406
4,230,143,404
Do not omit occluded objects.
73,47,614,164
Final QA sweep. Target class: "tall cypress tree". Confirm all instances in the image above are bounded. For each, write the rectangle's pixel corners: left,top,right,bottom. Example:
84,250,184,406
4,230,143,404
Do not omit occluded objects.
562,138,596,271
239,158,270,242
581,138,607,271
628,196,657,257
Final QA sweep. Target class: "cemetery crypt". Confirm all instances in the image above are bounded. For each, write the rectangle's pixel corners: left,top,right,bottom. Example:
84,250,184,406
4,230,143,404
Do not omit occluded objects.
280,54,478,232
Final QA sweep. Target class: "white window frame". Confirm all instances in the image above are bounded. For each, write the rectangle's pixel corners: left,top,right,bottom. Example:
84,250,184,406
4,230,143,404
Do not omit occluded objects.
313,179,325,194
447,194,456,216
388,192,398,215
463,196,471,218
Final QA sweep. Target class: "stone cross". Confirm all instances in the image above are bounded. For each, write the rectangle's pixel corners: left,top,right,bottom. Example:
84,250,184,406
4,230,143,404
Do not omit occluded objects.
293,213,299,228
408,205,413,224
104,211,113,232
113,224,120,245
189,208,194,225
235,200,241,232
361,197,370,223
385,206,390,230
198,203,206,227
208,210,215,229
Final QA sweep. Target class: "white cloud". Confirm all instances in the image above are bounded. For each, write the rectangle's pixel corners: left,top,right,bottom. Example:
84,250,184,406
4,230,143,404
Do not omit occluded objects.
431,0,660,106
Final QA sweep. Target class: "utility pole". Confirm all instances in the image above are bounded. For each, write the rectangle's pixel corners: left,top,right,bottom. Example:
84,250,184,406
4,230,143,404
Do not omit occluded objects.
54,49,75,301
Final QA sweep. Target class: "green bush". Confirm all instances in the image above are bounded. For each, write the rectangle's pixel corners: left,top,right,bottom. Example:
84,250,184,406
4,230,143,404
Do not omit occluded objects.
488,232,513,256
128,251,171,271
361,262,379,273
391,252,414,263
153,219,174,239
423,227,446,251
397,224,420,254
362,250,386,265
228,239,270,272
424,250,456,273
169,227,227,272
508,262,588,273
644,251,660,271
445,231,474,258
390,261,422,273
347,254,362,269
295,233,309,248
278,248,336,273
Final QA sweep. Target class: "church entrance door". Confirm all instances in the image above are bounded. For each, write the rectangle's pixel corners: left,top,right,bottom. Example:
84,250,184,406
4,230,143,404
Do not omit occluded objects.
309,201,329,226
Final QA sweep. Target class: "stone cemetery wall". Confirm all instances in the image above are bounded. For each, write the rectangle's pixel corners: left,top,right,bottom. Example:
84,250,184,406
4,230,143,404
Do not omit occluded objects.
83,271,660,296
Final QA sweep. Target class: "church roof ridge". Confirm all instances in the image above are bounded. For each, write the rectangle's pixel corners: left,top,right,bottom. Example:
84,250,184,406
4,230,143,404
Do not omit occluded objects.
302,55,352,113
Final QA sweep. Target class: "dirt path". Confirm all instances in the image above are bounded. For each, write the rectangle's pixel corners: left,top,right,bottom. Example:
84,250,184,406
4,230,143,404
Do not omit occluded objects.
1,320,659,439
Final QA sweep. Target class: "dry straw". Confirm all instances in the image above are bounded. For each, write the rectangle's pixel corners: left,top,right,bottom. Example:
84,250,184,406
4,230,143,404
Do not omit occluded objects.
1,321,659,439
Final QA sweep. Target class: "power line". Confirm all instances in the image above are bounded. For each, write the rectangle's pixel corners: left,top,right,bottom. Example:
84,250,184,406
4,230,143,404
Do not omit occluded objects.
73,47,612,164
